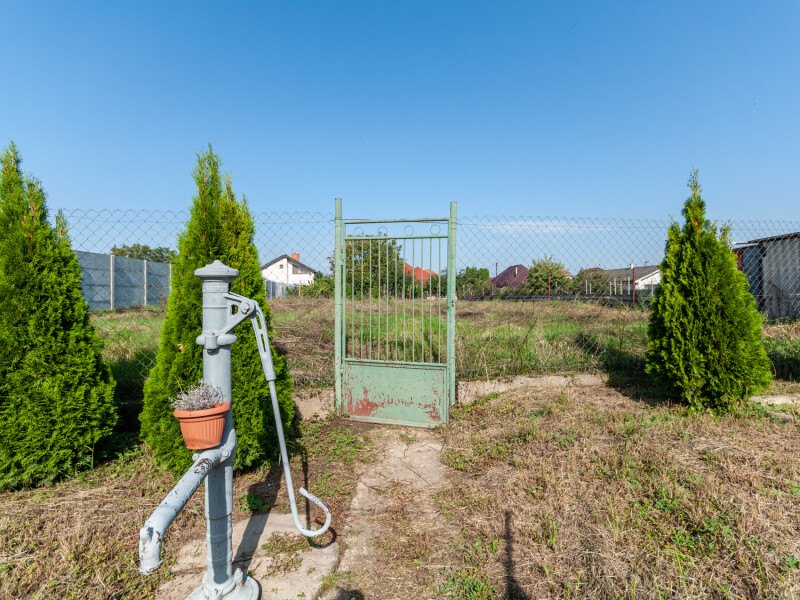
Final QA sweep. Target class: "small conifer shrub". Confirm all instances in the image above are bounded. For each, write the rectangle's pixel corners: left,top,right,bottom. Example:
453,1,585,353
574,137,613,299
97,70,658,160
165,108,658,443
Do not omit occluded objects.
0,142,117,488
139,145,294,475
646,170,772,411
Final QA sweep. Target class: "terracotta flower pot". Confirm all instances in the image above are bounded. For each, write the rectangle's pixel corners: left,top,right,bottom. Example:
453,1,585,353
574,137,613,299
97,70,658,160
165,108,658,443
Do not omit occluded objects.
173,402,231,450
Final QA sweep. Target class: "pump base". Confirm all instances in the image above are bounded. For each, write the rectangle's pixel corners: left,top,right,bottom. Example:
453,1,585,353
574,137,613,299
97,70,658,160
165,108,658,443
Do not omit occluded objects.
186,570,260,600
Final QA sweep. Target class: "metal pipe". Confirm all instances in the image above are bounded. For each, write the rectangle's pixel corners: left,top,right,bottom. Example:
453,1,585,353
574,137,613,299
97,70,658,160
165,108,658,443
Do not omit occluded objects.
138,435,235,575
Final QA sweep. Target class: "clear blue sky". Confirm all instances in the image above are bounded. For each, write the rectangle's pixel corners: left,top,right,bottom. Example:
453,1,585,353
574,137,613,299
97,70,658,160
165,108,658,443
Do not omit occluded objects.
3,1,798,221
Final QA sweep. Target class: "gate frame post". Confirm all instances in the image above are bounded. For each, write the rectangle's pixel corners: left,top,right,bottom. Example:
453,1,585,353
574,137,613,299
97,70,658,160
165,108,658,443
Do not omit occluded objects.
334,198,343,413
446,202,457,406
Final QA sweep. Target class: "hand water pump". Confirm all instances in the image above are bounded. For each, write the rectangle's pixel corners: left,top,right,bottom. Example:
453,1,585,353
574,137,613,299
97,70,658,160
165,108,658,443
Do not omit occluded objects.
138,260,331,600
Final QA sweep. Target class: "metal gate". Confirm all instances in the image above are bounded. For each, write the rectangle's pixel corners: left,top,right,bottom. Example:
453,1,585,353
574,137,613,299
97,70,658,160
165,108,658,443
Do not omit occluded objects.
334,199,456,426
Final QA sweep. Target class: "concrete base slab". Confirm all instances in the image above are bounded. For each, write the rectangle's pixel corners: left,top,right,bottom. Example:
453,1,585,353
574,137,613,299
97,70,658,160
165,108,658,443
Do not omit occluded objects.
752,394,800,406
157,512,338,600
457,373,607,404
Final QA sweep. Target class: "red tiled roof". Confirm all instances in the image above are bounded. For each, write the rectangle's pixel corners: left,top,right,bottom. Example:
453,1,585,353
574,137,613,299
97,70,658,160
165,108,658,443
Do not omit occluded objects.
404,263,438,284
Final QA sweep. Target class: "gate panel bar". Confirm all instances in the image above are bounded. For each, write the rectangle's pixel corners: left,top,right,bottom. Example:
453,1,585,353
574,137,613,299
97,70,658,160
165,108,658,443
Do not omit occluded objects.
334,198,343,412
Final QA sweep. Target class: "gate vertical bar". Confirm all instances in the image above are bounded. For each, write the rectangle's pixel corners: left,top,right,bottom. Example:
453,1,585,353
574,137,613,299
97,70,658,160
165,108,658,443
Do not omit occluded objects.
334,198,343,413
446,202,457,405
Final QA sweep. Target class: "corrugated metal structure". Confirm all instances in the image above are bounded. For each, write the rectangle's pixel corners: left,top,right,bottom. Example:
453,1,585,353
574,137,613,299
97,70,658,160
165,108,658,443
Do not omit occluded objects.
734,232,800,320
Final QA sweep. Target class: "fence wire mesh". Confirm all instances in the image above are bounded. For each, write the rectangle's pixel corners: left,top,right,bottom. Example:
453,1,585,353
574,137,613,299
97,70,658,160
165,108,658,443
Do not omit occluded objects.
62,209,800,406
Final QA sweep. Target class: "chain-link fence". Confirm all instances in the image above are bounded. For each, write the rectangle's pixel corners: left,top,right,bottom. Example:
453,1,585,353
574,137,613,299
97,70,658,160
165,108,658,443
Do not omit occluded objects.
62,209,800,407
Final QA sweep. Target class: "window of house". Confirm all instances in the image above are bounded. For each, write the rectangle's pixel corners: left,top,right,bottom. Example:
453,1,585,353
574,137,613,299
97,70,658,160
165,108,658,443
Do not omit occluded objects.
292,265,307,274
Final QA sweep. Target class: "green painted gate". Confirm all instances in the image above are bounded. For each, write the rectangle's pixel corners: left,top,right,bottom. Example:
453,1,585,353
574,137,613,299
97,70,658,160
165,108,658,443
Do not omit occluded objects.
334,199,456,426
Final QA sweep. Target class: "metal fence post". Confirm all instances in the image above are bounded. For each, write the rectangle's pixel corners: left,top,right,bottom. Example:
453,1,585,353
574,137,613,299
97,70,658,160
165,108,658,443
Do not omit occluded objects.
446,201,457,406
109,254,115,311
334,198,343,413
143,259,148,306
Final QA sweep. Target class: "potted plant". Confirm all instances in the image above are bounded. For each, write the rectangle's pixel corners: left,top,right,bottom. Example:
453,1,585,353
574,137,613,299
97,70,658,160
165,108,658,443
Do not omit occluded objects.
171,379,231,449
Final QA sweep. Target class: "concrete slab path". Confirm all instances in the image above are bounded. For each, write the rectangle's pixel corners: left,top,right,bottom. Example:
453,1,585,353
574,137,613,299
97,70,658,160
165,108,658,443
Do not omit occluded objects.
157,511,339,600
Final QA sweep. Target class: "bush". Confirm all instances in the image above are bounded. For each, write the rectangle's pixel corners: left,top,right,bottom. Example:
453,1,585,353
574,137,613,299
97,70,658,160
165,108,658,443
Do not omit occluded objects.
646,170,772,411
299,274,334,298
525,256,570,296
0,143,117,488
139,145,294,475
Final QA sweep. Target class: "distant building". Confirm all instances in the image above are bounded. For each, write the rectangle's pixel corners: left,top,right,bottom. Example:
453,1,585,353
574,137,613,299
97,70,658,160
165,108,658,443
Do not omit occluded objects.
490,264,529,289
260,253,316,289
404,262,438,284
599,265,660,292
734,232,800,319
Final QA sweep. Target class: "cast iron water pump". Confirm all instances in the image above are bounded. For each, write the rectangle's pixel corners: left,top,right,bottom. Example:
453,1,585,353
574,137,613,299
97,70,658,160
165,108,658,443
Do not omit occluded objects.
138,260,331,600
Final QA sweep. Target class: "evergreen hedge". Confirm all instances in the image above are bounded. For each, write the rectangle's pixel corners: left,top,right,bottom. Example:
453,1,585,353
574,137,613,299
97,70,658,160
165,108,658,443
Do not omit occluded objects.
646,170,772,411
139,146,293,475
0,142,117,489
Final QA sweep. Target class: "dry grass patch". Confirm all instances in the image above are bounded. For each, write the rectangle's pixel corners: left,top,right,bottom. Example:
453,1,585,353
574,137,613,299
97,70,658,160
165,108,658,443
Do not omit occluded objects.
429,386,800,599
0,445,197,599
0,416,370,600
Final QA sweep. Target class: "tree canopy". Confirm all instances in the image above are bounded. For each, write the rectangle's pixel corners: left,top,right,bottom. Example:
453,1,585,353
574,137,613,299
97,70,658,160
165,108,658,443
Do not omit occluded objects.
111,244,176,263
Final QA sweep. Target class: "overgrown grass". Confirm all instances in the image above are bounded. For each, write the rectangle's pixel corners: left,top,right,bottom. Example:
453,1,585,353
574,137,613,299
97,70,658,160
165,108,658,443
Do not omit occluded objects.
91,307,165,430
0,445,187,599
92,299,799,405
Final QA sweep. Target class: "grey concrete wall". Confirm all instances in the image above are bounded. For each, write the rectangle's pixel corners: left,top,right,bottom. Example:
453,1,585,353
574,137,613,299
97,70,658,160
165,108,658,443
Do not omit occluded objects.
75,251,171,311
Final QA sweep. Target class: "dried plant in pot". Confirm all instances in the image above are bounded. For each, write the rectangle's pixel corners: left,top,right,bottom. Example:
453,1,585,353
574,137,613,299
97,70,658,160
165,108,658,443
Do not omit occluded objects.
171,379,231,449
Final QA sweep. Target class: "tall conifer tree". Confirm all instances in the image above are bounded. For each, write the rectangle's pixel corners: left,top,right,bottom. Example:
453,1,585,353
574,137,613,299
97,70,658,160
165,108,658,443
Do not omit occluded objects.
0,142,117,488
139,146,293,474
646,170,772,411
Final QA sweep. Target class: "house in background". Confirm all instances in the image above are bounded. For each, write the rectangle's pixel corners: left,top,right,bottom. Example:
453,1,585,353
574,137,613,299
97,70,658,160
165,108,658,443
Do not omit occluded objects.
600,265,660,292
490,264,529,289
734,232,800,319
260,253,316,297
404,262,438,284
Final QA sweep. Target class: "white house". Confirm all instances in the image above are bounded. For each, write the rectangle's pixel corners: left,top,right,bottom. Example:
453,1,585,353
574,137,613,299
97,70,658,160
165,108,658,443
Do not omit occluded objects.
600,265,661,292
260,253,316,288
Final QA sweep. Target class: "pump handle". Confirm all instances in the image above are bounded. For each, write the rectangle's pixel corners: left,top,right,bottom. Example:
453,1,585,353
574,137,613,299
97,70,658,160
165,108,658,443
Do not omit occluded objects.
245,298,332,538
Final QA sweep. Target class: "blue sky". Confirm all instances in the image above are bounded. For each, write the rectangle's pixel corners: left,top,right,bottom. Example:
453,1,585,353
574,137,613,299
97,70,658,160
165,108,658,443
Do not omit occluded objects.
3,1,798,221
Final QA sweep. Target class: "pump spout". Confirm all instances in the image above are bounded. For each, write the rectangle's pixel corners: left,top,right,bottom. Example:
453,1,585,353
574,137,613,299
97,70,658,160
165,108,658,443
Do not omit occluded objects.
138,431,236,575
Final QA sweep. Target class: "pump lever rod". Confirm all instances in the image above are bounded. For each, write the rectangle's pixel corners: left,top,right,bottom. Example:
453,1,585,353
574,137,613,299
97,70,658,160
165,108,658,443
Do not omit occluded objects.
225,292,332,538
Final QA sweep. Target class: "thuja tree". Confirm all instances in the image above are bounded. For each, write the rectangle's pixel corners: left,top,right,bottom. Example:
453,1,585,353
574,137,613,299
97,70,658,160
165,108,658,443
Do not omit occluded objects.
0,142,117,488
646,170,771,411
139,146,293,475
